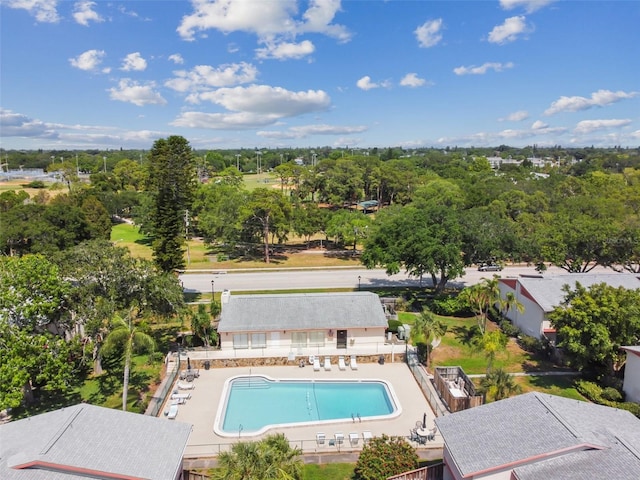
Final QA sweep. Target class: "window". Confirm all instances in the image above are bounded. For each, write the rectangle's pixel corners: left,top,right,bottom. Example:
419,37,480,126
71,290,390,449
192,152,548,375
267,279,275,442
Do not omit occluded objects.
251,332,266,348
233,334,248,349
292,332,307,347
309,331,325,347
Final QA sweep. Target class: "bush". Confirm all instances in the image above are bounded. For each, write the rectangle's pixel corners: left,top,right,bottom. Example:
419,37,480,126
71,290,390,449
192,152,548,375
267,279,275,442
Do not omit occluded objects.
147,351,165,364
601,386,623,402
387,320,402,333
22,180,46,188
517,334,542,353
576,380,603,400
499,319,521,338
354,434,418,480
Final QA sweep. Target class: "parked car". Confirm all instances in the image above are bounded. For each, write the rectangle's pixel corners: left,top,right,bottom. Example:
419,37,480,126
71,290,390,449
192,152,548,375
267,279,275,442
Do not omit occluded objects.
478,263,503,272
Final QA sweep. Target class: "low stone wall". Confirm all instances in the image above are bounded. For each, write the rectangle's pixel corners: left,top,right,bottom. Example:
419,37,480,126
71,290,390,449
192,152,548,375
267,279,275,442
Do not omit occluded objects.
187,353,405,369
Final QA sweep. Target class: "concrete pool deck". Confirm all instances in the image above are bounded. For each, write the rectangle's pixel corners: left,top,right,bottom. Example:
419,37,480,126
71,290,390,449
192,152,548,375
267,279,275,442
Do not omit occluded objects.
163,359,443,460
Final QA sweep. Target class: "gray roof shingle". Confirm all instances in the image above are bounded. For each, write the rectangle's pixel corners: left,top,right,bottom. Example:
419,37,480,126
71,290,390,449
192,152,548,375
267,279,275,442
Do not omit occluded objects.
217,291,389,333
0,403,192,479
435,392,640,479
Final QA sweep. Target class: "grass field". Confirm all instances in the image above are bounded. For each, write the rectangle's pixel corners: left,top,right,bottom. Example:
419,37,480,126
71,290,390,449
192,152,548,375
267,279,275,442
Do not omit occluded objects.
0,178,68,197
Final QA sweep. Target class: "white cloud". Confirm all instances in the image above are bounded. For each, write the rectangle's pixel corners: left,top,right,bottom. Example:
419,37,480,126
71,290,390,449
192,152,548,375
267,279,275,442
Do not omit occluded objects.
193,85,331,116
488,16,531,44
356,76,391,91
108,79,167,106
258,123,367,139
574,119,631,134
165,62,258,93
73,1,103,26
69,49,106,71
453,62,514,75
0,108,58,138
177,0,351,43
415,18,443,48
531,120,548,129
169,54,184,64
3,0,60,23
400,73,427,88
171,111,281,129
120,52,147,71
500,110,529,121
500,0,555,13
545,89,639,115
256,40,315,60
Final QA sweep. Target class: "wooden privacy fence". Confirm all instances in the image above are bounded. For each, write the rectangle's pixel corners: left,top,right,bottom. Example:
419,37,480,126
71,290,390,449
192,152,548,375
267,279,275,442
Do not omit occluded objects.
387,463,444,480
434,366,483,413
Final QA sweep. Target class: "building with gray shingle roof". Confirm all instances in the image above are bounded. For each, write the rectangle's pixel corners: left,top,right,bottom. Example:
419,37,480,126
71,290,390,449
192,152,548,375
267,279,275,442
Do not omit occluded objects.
0,403,192,479
498,273,640,339
217,291,389,353
435,392,640,480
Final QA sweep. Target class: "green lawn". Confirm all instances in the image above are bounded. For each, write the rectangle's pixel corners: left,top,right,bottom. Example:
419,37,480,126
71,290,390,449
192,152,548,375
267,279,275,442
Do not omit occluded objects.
302,463,355,480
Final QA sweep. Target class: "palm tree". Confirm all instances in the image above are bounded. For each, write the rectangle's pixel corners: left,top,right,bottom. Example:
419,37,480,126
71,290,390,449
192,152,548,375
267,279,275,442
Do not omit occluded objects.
410,308,448,368
479,367,521,401
498,291,524,319
101,310,155,411
460,275,502,334
215,434,303,480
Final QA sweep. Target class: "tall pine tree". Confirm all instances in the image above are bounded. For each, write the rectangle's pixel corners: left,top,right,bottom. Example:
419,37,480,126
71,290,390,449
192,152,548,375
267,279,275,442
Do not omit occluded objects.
146,136,196,272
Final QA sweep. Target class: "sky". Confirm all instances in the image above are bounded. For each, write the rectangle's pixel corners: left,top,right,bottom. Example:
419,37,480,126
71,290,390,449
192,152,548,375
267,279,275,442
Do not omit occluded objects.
1,0,639,151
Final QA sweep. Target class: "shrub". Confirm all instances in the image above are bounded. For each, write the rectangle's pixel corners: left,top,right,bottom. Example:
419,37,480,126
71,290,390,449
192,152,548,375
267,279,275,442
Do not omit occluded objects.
575,380,603,401
147,351,165,364
517,334,542,353
354,434,418,480
601,386,623,402
499,319,520,338
22,180,46,188
387,320,402,333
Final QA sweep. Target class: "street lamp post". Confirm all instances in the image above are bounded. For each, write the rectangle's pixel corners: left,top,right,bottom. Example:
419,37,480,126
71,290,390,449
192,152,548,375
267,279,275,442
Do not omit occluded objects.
211,279,215,297
236,154,241,170
103,156,107,173
358,275,361,291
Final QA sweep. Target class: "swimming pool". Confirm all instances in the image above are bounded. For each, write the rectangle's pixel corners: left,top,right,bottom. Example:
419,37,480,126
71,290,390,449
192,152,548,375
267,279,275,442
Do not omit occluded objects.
214,375,400,436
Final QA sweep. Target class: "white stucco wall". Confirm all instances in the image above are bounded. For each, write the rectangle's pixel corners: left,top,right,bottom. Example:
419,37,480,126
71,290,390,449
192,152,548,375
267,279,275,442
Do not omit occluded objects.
623,351,640,403
499,281,546,339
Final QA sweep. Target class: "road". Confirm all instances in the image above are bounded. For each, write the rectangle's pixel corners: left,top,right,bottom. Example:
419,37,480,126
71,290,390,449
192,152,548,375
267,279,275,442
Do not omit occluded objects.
179,265,609,294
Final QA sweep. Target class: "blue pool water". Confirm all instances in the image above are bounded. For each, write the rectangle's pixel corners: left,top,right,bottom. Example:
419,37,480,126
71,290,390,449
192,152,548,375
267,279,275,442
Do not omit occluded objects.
218,376,397,434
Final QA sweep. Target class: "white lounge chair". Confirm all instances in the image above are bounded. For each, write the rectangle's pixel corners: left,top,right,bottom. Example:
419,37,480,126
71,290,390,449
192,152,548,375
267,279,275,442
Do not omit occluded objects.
350,355,358,370
324,356,332,371
349,432,359,446
171,392,191,401
334,432,344,445
167,404,179,419
176,381,195,390
316,432,326,446
313,357,321,371
338,356,346,371
362,431,372,444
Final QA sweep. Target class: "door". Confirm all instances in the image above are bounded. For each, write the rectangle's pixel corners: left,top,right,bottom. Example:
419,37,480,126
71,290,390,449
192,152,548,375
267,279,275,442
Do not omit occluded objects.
337,329,347,349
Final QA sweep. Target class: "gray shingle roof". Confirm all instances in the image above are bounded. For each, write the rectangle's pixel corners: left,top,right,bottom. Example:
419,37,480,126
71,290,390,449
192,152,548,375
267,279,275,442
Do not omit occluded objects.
435,392,640,479
217,291,389,333
516,274,640,312
0,403,192,479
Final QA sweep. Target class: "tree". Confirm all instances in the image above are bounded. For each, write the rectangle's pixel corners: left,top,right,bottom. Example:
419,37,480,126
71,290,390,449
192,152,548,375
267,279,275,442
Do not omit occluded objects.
354,434,418,480
191,303,216,348
101,311,155,411
145,136,197,272
474,330,508,373
241,188,292,263
459,275,502,334
215,433,303,480
410,309,447,368
479,367,521,401
325,209,371,250
549,282,640,378
193,182,246,246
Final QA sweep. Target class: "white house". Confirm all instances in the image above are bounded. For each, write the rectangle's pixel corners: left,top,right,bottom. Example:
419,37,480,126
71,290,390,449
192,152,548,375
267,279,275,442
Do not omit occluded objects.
622,346,640,404
217,291,389,354
0,403,192,479
498,273,640,340
435,392,640,480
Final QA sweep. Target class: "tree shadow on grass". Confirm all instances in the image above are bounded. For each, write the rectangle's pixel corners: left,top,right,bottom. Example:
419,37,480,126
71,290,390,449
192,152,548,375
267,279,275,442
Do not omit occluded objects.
451,324,481,347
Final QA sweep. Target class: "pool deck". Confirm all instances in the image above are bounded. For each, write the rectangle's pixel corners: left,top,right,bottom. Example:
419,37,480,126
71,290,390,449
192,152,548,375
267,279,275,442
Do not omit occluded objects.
164,359,443,461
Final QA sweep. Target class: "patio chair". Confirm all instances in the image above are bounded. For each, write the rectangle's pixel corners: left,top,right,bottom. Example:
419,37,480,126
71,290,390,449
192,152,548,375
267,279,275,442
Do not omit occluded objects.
334,432,344,445
350,355,358,370
176,381,195,390
338,356,347,371
316,432,326,446
427,427,437,441
324,356,332,371
362,431,373,444
167,404,179,419
349,432,359,446
313,357,321,371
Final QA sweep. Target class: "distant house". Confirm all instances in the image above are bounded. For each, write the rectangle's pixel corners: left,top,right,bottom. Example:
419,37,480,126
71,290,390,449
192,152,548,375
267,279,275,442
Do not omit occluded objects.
435,392,640,480
217,291,389,353
0,403,192,480
622,346,640,404
498,273,640,340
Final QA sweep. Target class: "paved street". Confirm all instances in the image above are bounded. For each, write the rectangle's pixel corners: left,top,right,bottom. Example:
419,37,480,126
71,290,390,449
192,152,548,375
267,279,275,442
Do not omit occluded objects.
179,265,613,294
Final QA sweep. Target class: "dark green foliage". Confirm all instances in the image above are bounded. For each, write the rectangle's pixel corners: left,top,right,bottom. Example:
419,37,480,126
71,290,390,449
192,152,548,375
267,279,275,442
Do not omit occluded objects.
576,380,640,418
517,334,544,353
499,318,521,338
354,434,418,480
602,386,623,402
23,180,46,188
430,294,470,316
387,319,402,333
145,136,197,272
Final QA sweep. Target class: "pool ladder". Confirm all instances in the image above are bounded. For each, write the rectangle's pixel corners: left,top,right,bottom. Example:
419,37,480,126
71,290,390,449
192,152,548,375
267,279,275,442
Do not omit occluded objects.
306,391,312,417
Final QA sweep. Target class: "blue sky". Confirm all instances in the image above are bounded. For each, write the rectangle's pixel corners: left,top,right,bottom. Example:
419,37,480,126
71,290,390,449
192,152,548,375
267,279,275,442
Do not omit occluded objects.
1,0,638,151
